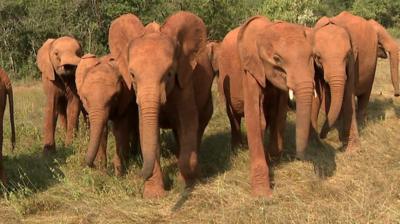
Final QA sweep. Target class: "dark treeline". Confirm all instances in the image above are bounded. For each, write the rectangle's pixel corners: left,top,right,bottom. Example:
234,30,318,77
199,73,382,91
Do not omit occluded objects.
1,0,399,80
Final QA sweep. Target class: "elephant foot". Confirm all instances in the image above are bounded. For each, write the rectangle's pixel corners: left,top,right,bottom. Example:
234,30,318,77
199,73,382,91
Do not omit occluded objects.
143,182,166,199
251,185,272,198
295,151,306,160
343,140,361,153
114,164,124,177
43,144,56,156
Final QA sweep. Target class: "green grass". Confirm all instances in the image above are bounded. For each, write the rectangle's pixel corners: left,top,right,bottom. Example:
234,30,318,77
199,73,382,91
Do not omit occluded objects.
0,57,399,223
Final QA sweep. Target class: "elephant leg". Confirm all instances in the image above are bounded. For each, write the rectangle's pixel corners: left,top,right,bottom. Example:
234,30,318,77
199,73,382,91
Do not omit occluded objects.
58,98,67,131
320,84,331,138
65,94,80,145
143,157,165,198
113,125,129,177
96,125,108,170
268,91,287,160
227,103,242,150
198,98,213,149
356,91,371,124
0,156,5,186
311,83,322,133
243,73,271,197
43,83,60,154
172,129,180,158
113,117,133,176
341,78,360,152
177,112,200,187
0,113,4,186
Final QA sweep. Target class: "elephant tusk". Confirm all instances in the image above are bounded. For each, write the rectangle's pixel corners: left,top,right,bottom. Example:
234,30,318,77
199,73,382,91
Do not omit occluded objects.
289,89,294,101
314,89,317,98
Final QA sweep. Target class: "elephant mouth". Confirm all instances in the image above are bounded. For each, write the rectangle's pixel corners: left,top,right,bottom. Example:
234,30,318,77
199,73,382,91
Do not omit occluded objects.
57,64,77,76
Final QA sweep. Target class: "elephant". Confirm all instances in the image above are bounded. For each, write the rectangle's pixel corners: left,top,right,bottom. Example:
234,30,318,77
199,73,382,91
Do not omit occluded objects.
237,17,315,197
368,19,399,86
76,54,139,176
108,12,213,198
311,17,357,148
215,27,245,149
314,12,399,151
0,68,15,185
36,36,83,154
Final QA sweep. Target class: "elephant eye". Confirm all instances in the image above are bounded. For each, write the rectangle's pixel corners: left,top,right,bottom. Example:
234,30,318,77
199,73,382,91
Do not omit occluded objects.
273,54,283,65
129,70,136,82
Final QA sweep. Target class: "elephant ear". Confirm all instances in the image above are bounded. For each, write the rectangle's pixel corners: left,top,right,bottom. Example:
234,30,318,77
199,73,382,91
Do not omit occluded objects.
207,42,220,73
76,54,100,96
161,11,207,88
108,13,145,89
37,39,55,81
237,16,271,88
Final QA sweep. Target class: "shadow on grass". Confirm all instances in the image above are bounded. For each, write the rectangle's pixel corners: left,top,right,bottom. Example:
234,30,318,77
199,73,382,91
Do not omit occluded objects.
280,121,337,179
160,130,234,191
365,97,400,123
199,131,233,179
3,145,74,193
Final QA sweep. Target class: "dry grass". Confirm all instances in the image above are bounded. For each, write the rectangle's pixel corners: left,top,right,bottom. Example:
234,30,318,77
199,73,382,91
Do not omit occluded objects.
0,57,399,224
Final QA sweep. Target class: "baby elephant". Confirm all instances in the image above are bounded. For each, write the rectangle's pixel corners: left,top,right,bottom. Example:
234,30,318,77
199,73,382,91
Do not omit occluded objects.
76,54,139,176
37,36,83,154
0,68,16,185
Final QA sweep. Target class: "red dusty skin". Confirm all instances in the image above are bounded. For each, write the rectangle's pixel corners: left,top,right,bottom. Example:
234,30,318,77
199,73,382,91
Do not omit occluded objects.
138,96,160,180
320,74,346,137
85,109,108,167
294,82,314,159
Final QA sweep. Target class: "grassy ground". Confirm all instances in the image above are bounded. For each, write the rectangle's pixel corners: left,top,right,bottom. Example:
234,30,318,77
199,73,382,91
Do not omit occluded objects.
0,57,399,224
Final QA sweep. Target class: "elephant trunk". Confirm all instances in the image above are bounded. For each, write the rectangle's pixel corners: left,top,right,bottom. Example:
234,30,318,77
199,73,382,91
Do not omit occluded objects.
388,46,399,96
85,109,108,167
138,95,160,180
323,74,345,131
294,82,314,159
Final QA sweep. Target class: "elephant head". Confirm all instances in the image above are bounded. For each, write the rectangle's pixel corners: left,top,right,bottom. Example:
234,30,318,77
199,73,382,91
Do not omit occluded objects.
313,17,356,134
368,19,399,96
109,12,207,180
37,36,82,80
238,18,315,158
76,54,130,167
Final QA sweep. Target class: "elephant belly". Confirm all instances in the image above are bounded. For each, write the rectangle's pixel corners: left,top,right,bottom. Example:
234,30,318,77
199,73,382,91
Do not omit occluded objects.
355,56,377,96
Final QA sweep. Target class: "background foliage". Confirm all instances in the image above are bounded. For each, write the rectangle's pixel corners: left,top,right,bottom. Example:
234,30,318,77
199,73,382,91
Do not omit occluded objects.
1,0,399,80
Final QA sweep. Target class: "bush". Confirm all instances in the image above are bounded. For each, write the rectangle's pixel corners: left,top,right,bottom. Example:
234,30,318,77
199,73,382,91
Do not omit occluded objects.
0,0,398,80
258,0,321,26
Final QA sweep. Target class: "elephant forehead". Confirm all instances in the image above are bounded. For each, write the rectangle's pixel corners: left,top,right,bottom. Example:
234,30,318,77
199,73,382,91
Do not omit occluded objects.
52,37,81,52
130,33,175,56
86,67,120,87
270,39,313,60
315,26,351,48
128,35,175,72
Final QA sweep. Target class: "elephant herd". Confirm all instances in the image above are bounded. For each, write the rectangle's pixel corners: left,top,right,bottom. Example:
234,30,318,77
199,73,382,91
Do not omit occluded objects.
0,11,398,199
